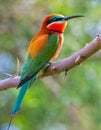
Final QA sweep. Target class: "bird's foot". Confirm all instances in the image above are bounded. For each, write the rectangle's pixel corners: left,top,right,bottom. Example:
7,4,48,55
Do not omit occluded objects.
44,62,52,70
47,62,52,66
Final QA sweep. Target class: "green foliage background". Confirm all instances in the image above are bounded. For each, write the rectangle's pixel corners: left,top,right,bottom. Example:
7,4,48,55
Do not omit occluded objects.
0,0,101,130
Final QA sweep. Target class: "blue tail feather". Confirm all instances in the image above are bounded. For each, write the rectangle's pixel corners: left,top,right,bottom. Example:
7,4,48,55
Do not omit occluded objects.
11,76,37,115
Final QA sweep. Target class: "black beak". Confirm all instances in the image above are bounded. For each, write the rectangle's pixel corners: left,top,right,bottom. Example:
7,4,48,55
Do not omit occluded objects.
63,15,84,21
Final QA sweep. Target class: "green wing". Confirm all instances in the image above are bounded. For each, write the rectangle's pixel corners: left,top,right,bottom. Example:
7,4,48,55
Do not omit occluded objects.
19,34,59,87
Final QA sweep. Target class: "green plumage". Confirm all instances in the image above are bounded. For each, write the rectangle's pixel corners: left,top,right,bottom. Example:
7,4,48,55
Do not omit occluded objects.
11,34,59,115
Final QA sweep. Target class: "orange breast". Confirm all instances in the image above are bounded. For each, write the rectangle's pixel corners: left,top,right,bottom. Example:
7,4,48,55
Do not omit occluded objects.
28,34,48,58
28,33,64,60
51,33,64,59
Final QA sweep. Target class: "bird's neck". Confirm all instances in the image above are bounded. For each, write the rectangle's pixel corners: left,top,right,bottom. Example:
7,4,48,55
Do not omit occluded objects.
40,26,64,35
32,27,63,42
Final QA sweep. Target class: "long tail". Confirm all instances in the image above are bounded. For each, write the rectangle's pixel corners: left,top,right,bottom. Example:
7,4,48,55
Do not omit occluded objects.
7,76,37,130
11,75,37,115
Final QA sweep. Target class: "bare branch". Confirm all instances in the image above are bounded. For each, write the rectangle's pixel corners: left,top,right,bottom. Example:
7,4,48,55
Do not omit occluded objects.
40,34,101,77
0,34,101,91
0,76,19,90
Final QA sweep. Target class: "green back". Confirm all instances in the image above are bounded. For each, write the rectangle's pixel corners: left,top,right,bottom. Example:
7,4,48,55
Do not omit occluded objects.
19,34,59,86
12,34,59,115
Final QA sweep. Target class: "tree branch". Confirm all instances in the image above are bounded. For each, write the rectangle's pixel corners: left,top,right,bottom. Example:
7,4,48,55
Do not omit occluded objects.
0,34,101,91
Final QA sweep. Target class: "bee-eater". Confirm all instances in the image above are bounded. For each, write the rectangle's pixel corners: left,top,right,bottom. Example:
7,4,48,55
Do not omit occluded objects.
8,14,84,129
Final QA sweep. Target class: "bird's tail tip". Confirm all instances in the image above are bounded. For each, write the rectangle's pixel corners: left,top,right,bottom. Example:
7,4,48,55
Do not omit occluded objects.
7,115,14,130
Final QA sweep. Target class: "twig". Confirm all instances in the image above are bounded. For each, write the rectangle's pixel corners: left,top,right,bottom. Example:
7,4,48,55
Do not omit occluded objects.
0,35,101,91
0,76,19,90
40,34,101,77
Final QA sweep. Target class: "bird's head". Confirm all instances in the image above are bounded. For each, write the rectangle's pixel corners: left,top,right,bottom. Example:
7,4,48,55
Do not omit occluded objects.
41,14,84,33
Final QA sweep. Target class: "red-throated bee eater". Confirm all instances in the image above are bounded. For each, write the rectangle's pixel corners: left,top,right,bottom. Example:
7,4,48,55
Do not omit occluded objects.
8,14,84,129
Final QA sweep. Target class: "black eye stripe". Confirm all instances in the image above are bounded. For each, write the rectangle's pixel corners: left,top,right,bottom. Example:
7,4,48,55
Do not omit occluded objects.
47,17,63,25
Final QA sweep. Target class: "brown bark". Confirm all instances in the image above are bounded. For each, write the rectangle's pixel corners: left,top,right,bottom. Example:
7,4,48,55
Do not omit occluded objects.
0,34,101,91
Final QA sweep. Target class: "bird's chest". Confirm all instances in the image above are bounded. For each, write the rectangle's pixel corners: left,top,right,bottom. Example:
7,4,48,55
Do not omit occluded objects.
51,33,64,59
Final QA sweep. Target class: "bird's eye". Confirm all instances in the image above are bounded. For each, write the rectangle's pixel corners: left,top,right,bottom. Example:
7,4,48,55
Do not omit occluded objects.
47,18,57,25
52,18,57,21
47,17,63,25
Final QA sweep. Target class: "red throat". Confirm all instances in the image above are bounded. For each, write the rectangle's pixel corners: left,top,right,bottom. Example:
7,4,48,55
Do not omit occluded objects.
47,22,67,33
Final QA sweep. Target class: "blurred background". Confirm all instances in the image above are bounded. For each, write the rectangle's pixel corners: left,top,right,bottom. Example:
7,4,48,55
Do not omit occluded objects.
0,0,101,130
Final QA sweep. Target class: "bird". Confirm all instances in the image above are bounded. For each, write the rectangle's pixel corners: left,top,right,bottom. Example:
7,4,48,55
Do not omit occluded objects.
8,14,84,130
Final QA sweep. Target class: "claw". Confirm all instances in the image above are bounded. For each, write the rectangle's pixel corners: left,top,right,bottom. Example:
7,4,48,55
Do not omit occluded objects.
45,62,52,69
47,62,52,66
38,62,52,77
44,61,52,70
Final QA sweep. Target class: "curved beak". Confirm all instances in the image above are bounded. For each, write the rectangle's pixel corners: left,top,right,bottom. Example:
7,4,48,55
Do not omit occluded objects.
63,15,84,21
